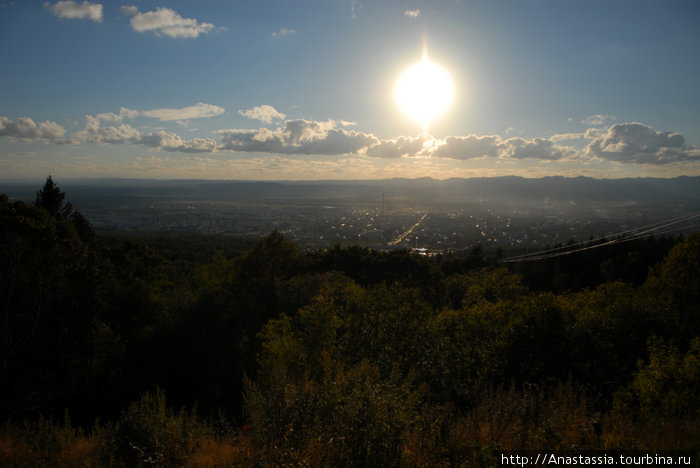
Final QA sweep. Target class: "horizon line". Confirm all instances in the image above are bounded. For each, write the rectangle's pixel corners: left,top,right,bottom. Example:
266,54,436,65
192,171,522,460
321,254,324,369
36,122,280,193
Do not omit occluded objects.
2,174,699,185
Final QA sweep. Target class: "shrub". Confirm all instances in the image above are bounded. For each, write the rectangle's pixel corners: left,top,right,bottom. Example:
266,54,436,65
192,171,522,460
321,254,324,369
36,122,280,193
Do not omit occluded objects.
115,388,207,467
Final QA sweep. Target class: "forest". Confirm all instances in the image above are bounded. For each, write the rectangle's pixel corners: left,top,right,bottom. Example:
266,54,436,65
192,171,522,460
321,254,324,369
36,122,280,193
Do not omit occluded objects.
1,178,698,466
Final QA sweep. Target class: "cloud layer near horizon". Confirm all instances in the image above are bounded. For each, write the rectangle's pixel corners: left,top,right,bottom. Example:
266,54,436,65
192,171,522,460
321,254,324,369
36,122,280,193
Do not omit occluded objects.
0,116,74,144
585,123,700,165
2,104,699,166
73,115,216,153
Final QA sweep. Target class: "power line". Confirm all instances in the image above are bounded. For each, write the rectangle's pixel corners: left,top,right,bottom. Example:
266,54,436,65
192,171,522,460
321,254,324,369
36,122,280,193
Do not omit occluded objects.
499,212,700,263
503,212,698,261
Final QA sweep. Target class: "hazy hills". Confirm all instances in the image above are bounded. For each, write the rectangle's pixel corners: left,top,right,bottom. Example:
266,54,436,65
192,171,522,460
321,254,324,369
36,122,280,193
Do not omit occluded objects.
2,176,699,208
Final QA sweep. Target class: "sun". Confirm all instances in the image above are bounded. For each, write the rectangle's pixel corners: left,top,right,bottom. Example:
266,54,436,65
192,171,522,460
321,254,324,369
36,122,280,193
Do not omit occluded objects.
394,53,455,131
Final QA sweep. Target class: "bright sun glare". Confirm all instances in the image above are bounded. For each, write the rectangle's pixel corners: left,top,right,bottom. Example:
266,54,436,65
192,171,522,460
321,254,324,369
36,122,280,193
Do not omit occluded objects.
394,53,455,131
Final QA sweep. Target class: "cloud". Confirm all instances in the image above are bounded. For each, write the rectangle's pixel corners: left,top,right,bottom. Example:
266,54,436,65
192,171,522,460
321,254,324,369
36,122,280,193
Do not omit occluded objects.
238,105,286,124
217,122,579,161
96,107,139,123
367,135,433,158
9,106,698,170
0,116,73,143
121,6,216,38
140,102,225,121
137,131,217,153
499,137,577,160
74,115,216,152
550,132,585,142
72,116,698,165
74,115,141,144
91,103,223,123
431,134,575,161
272,27,297,37
44,1,102,22
432,135,501,159
404,9,420,18
582,113,616,126
585,122,700,164
218,119,378,155
350,0,362,18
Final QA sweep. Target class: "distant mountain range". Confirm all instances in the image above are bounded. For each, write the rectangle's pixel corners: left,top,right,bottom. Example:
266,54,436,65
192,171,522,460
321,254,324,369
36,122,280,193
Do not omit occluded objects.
3,176,699,208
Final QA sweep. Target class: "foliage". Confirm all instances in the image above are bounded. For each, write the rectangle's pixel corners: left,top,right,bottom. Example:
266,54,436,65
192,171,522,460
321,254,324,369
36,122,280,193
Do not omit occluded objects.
448,380,597,461
34,175,72,220
115,388,208,467
1,179,699,464
614,337,700,421
244,355,429,467
641,232,700,345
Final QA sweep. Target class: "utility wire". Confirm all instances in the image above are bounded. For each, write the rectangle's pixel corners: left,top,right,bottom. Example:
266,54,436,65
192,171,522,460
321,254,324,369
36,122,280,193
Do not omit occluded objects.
502,212,698,261
499,212,699,263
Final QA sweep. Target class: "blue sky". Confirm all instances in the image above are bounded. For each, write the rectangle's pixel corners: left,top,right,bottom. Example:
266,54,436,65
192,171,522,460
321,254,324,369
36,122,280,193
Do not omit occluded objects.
1,0,699,180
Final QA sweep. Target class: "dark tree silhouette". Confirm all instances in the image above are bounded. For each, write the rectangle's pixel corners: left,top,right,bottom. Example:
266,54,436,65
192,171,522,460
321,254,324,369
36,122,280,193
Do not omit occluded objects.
34,175,72,219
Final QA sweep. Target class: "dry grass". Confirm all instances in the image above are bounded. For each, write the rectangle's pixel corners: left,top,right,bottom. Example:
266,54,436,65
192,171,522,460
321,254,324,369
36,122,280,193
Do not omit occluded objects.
186,435,255,467
601,413,700,451
1,382,697,467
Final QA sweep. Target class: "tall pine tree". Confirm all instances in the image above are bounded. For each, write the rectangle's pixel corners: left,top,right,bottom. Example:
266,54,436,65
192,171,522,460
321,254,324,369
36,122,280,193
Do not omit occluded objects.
35,175,72,219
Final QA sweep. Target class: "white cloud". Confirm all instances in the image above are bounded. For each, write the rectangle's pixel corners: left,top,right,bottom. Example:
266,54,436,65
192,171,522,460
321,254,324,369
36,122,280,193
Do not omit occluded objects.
350,0,362,18
218,123,577,161
140,102,225,121
272,27,297,37
44,1,102,23
583,127,605,139
499,137,577,160
585,122,699,165
431,134,576,161
96,107,139,122
120,5,137,16
74,114,216,152
404,9,420,18
0,116,73,143
218,119,377,155
238,105,286,124
91,103,223,123
550,132,585,142
137,131,217,153
8,107,698,171
432,135,501,159
121,6,216,38
582,113,616,126
74,115,141,144
366,135,433,158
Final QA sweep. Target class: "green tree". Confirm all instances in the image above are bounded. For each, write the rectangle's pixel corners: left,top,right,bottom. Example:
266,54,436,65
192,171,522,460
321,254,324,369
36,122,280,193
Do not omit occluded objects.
424,302,509,406
504,293,572,384
641,232,700,345
445,267,527,309
616,337,700,420
568,281,654,398
0,190,98,420
34,175,72,220
245,354,428,467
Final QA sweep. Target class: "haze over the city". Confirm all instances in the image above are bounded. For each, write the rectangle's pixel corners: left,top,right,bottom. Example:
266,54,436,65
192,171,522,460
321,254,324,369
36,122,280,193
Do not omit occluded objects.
1,0,700,181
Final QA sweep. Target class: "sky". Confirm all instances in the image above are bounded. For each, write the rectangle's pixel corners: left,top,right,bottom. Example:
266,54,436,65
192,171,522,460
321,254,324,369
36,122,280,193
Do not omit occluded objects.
1,0,700,181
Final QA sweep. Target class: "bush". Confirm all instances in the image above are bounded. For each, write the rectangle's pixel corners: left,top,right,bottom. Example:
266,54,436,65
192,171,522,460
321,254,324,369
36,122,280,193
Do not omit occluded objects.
115,389,207,467
0,415,102,467
244,354,429,467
